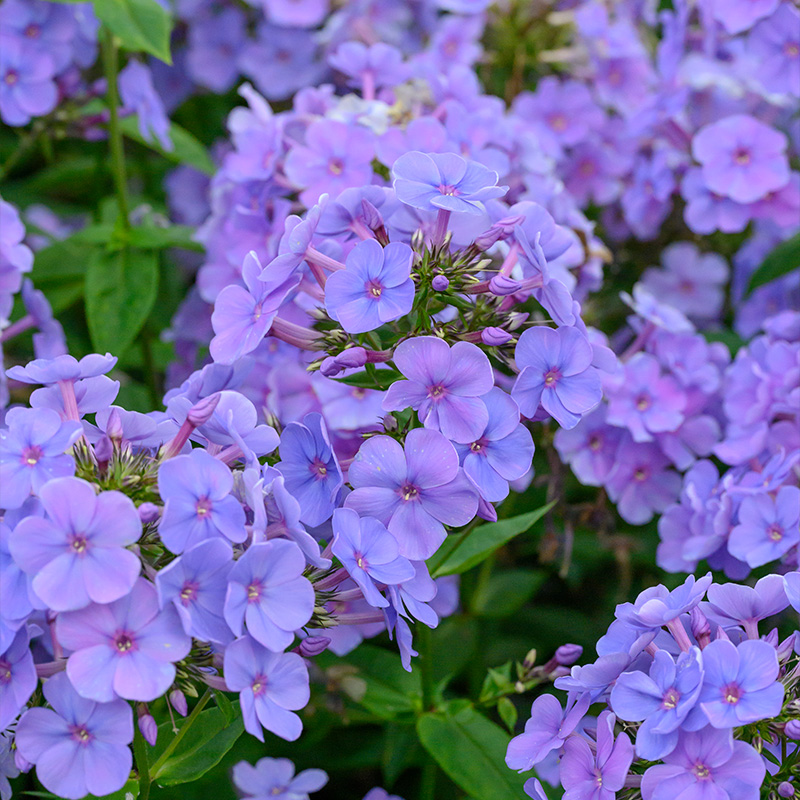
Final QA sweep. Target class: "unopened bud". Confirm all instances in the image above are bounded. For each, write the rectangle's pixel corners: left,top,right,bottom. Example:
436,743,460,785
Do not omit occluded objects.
778,782,795,798
320,357,342,378
188,392,221,426
138,712,158,746
431,275,449,291
555,644,583,666
481,327,512,346
361,199,384,231
169,689,188,717
106,408,124,442
689,606,711,648
298,635,331,657
778,632,800,662
785,720,800,740
473,215,525,250
489,275,522,296
476,494,497,522
336,347,368,369
523,648,537,668
138,502,160,523
94,435,113,465
383,413,398,432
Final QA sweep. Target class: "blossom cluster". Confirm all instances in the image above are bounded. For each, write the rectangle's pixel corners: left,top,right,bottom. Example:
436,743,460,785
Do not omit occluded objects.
507,572,800,800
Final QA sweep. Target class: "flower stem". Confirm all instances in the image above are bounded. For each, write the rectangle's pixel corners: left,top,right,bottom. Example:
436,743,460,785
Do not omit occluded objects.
418,624,435,712
133,719,152,800
150,689,212,778
101,29,131,230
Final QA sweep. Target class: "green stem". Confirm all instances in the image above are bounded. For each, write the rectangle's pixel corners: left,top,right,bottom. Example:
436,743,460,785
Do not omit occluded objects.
133,719,152,800
140,327,160,408
419,759,438,800
418,624,435,713
151,689,212,778
101,29,131,229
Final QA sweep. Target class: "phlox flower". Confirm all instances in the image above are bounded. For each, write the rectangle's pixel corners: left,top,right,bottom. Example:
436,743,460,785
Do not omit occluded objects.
325,238,414,333
0,626,36,731
9,477,141,611
15,672,133,800
232,756,328,800
382,336,494,444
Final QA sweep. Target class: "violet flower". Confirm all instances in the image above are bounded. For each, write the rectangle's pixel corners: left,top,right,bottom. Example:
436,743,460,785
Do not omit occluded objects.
232,756,328,800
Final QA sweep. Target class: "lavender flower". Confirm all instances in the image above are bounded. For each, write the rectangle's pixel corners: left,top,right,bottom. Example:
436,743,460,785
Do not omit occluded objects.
232,757,328,800
0,627,35,731
0,36,57,126
382,336,494,444
118,59,173,151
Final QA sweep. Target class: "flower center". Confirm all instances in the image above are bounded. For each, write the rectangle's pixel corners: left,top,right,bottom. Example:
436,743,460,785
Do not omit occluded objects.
114,632,135,654
4,69,18,86
310,457,329,480
180,581,199,604
428,384,447,400
247,581,263,602
0,660,11,685
549,114,567,132
580,160,596,177
366,280,383,299
693,762,711,781
400,483,419,502
69,534,89,555
470,439,485,453
733,148,751,166
636,394,651,411
633,467,649,482
589,435,602,451
438,183,460,196
21,445,42,466
355,552,366,570
69,724,93,746
785,42,799,58
661,687,680,710
722,682,742,705
768,524,784,542
328,158,344,175
544,367,561,387
25,24,40,38
251,674,268,696
196,496,212,517
252,302,263,322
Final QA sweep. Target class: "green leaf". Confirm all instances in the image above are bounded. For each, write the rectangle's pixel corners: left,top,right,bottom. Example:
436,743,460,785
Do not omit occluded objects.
150,707,244,786
84,247,158,355
470,569,548,619
31,236,95,313
335,368,403,391
430,502,555,577
213,689,236,725
416,700,528,800
381,724,422,788
128,224,204,252
497,697,518,734
87,779,140,799
92,0,172,63
119,117,215,175
746,232,800,295
333,644,421,720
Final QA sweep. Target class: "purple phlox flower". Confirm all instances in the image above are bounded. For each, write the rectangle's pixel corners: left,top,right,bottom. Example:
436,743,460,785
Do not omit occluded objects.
328,41,406,96
317,186,397,241
616,574,712,633
0,626,36,731
250,468,330,568
345,428,479,560
620,150,676,240
262,198,326,284
31,375,120,420
315,370,384,431
332,508,415,609
118,59,173,151
512,326,602,430
263,0,329,28
362,789,405,800
325,238,415,333
376,117,448,168
748,4,800,96
0,407,82,509
0,35,57,127
606,353,686,442
223,635,309,742
185,7,246,92
57,577,191,702
554,406,623,487
707,0,779,34
559,710,633,800
0,0,78,72
164,359,254,406
9,477,141,611
158,447,246,554
620,284,694,334
610,647,704,760
210,251,300,364
384,560,439,635
728,485,800,567
6,352,116,386
0,515,39,633
383,337,493,443
562,138,629,207
15,671,133,800
0,730,18,800
696,638,784,727
276,412,343,527
702,574,790,637
85,405,166,450
523,778,548,800
284,119,375,207
454,387,534,502
641,243,729,322
606,438,682,525
555,653,633,703
0,199,33,307
680,167,752,236
233,756,328,800
514,225,575,327
641,728,765,800
392,151,508,215
155,538,234,645
509,201,575,263
506,692,592,771
785,571,800,613
692,115,788,204
224,539,314,652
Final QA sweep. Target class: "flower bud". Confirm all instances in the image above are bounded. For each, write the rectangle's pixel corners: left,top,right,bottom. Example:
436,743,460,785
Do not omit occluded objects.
188,392,221,426
481,327,512,346
138,502,160,523
555,644,583,666
689,606,711,648
361,199,384,231
489,275,522,296
476,494,497,522
432,275,449,291
94,435,113,465
320,357,342,378
778,632,799,662
336,347,368,369
169,689,188,717
778,782,795,798
785,720,800,740
473,214,525,250
138,712,158,747
106,408,124,442
298,635,331,657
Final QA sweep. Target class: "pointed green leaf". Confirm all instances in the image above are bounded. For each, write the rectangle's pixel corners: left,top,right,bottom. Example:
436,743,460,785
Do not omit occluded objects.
746,232,800,295
119,117,215,175
92,0,172,63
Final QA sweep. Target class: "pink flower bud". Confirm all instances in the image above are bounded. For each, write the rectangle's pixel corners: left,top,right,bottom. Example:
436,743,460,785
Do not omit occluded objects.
336,347,368,369
169,689,188,717
481,327,512,346
298,635,331,657
432,275,449,291
94,435,113,464
555,644,583,666
188,392,221,426
320,357,342,378
785,720,800,740
138,713,158,746
778,782,795,798
106,408,124,441
489,275,522,296
138,502,160,523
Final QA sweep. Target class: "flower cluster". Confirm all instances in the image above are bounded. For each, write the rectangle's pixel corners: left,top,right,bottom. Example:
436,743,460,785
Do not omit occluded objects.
507,572,800,800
